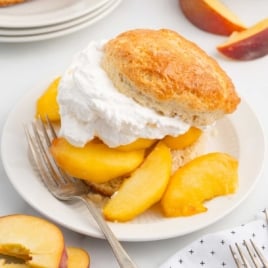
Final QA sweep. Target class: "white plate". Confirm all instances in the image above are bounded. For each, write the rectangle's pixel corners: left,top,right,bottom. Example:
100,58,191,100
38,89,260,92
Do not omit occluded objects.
0,0,120,36
0,0,111,28
0,0,121,43
1,79,265,241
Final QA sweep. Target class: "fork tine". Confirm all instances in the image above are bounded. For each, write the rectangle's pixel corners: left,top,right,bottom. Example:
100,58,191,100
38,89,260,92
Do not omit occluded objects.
230,240,268,268
24,125,57,189
243,240,262,268
235,242,252,268
31,121,62,186
36,117,86,186
37,116,53,147
45,115,58,139
229,245,245,268
250,239,268,267
36,118,71,184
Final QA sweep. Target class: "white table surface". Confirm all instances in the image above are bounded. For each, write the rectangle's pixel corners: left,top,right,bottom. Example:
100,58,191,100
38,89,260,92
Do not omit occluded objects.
0,0,267,267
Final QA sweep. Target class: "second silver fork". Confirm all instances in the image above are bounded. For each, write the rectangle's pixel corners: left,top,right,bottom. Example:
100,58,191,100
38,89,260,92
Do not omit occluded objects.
230,209,268,268
25,117,137,268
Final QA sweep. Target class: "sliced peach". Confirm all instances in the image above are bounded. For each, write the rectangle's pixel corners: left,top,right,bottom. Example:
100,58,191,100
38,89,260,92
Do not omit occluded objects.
116,138,156,151
103,142,172,222
0,214,66,268
217,18,268,60
36,77,61,122
163,127,202,149
67,247,90,268
0,261,29,268
50,138,145,183
179,0,246,35
161,152,238,217
0,244,30,261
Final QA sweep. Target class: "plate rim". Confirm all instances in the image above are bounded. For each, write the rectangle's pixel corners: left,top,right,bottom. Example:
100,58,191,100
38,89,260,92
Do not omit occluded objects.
1,78,266,241
0,0,112,28
0,0,121,43
0,0,118,36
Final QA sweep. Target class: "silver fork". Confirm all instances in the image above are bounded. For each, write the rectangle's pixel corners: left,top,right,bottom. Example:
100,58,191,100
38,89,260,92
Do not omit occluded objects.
24,117,138,268
230,209,268,268
230,239,268,268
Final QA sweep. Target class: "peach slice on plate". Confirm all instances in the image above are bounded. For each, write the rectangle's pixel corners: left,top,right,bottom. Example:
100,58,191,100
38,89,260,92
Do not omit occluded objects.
217,18,268,60
36,76,61,122
163,127,202,150
0,214,67,267
161,152,238,217
179,0,246,35
116,138,156,151
50,138,146,183
103,142,172,222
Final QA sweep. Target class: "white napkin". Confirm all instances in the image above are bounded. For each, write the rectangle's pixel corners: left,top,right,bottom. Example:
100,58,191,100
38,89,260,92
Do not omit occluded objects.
160,210,268,268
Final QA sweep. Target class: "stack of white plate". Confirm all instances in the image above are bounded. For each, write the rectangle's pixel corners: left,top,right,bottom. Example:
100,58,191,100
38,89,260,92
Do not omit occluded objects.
0,0,122,43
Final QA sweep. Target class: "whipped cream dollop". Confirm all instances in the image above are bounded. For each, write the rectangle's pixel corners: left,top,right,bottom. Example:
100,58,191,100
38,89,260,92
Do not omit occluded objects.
58,41,191,148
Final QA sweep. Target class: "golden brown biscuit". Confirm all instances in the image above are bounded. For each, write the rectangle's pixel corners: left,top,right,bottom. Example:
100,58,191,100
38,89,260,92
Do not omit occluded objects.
0,0,25,6
102,29,240,126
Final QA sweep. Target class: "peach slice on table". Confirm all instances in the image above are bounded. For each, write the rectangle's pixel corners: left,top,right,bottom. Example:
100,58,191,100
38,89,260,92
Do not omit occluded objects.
103,142,172,222
0,260,29,268
179,0,246,35
50,138,146,184
217,18,268,60
163,127,202,150
67,247,90,268
36,76,61,122
0,214,67,268
161,152,238,217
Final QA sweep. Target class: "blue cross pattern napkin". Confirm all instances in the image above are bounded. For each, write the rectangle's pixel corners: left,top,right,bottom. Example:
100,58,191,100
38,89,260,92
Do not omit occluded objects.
160,210,268,268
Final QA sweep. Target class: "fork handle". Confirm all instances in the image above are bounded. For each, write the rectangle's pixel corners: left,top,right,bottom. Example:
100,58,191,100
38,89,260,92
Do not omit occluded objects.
78,195,138,268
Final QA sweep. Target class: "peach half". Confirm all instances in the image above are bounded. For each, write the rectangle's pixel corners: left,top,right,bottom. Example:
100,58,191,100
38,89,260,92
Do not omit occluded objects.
217,18,268,60
0,214,67,267
179,0,246,35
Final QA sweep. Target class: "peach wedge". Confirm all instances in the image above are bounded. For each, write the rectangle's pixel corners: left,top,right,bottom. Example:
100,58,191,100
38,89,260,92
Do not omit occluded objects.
217,18,268,60
179,0,246,35
116,138,156,151
36,77,61,122
163,127,202,150
50,138,145,183
161,152,238,217
103,142,172,222
0,214,67,267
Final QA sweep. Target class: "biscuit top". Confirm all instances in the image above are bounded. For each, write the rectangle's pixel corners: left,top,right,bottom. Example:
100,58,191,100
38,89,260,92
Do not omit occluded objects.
102,29,240,126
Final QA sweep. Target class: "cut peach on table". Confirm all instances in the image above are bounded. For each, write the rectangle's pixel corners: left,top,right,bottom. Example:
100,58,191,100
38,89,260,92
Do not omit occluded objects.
0,261,29,268
36,76,61,122
217,18,268,60
163,127,202,149
0,214,67,268
67,247,90,268
179,0,246,35
161,152,238,217
50,138,146,183
103,142,172,222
